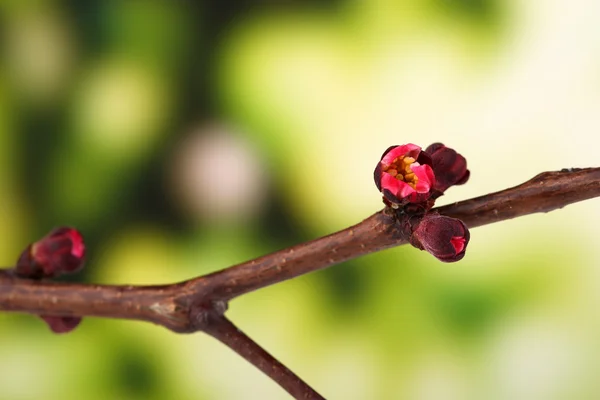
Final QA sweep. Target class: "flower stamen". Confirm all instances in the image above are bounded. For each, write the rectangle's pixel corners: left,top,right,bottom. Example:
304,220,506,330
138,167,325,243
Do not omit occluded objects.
385,156,419,189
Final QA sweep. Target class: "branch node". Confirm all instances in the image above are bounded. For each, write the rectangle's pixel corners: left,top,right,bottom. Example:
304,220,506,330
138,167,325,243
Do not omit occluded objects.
189,300,228,331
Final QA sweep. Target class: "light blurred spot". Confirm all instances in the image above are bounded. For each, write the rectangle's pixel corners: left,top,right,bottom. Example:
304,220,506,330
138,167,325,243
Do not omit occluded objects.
4,8,75,103
320,349,377,400
0,336,64,399
487,316,586,399
176,334,289,400
312,338,379,400
72,58,171,161
407,354,467,400
170,124,268,224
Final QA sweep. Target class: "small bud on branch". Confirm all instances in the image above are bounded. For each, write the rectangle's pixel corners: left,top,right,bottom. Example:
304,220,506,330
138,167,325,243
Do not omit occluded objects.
426,142,469,196
410,213,470,262
15,227,86,279
13,227,86,333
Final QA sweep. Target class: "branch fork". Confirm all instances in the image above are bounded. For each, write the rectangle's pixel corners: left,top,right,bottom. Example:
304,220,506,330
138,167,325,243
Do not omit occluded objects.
1,155,599,399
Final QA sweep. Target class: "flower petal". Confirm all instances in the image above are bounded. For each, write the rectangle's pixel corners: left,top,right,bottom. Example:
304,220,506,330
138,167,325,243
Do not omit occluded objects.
66,229,85,258
380,143,421,166
412,164,435,193
381,173,415,199
450,236,466,254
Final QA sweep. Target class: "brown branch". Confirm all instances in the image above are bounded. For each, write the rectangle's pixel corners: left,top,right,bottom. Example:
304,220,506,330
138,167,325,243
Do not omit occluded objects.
187,210,405,301
188,167,600,300
438,168,600,227
0,272,193,332
0,167,598,399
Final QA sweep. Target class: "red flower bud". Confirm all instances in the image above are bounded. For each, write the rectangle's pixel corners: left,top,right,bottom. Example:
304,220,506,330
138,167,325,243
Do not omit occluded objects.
410,214,469,262
374,144,436,206
15,227,86,279
39,316,82,334
425,143,469,195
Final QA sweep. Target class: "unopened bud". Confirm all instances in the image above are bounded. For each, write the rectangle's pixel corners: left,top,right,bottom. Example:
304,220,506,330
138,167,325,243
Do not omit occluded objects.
410,214,469,262
425,143,469,195
15,227,85,279
39,316,82,334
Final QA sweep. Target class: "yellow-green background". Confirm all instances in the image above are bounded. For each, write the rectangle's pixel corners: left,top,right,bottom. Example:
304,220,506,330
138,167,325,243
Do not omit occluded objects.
0,1,599,399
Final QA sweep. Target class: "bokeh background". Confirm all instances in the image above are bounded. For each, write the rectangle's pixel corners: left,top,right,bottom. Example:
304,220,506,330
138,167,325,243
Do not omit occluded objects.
0,0,599,399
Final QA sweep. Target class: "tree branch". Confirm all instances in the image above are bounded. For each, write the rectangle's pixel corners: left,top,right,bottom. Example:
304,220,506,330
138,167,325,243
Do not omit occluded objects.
0,167,598,399
0,271,194,332
438,168,600,227
189,167,600,300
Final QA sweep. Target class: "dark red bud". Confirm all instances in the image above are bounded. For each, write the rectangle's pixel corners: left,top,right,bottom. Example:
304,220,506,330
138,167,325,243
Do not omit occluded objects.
39,316,82,334
15,227,86,279
410,214,469,262
425,143,469,194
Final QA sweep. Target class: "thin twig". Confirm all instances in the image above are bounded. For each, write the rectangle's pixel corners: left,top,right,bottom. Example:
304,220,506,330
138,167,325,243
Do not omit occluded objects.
188,210,406,300
203,314,326,400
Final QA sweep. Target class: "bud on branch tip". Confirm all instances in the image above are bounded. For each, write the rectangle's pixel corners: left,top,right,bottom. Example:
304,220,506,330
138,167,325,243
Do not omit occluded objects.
14,227,86,333
15,227,86,279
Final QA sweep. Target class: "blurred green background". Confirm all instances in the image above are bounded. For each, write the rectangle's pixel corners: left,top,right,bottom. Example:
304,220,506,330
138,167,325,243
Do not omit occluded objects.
0,0,599,399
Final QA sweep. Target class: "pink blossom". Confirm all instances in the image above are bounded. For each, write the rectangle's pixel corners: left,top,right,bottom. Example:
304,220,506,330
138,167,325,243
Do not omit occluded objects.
374,144,435,205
